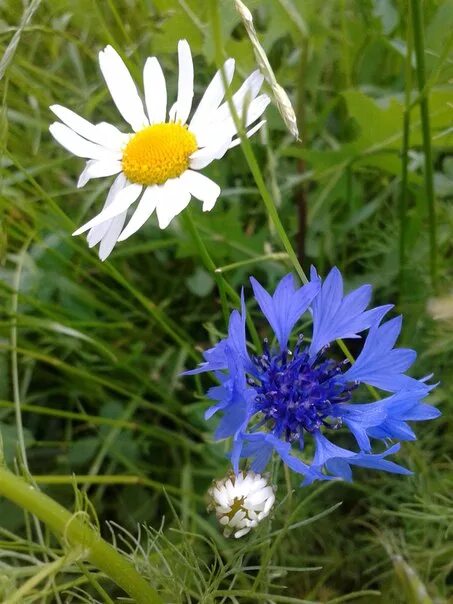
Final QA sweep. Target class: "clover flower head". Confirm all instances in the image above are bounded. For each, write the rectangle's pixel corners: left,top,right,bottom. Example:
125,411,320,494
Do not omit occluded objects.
50,41,269,259
186,267,440,484
208,470,275,538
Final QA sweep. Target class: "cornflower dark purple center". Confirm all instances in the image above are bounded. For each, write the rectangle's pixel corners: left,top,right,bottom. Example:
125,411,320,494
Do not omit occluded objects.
249,338,356,445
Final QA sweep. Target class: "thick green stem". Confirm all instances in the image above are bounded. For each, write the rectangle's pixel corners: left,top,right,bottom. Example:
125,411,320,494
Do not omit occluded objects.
410,0,437,290
0,467,162,604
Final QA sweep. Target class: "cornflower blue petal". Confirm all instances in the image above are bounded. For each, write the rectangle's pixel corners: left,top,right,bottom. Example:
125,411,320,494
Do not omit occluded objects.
324,458,353,481
402,403,441,420
332,401,387,426
185,266,439,485
325,444,412,481
182,339,228,375
346,444,413,476
333,389,439,448
332,401,386,450
205,383,230,419
313,432,356,466
250,274,320,350
240,432,326,482
309,266,392,356
183,290,250,375
343,422,372,452
237,433,274,473
212,345,253,437
228,289,252,369
369,421,417,441
214,399,249,439
342,317,424,392
230,438,244,475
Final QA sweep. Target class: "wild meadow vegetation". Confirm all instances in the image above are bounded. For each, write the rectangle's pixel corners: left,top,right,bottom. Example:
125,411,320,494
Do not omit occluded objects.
0,0,452,602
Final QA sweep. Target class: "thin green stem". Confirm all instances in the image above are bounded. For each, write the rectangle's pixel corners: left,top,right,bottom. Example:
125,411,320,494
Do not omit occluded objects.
182,210,230,324
399,10,413,295
182,210,262,350
0,467,162,604
215,252,289,274
5,552,78,604
410,0,437,290
11,242,31,472
10,240,50,554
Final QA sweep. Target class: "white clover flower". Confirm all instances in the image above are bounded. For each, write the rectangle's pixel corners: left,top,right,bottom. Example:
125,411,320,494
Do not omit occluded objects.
49,41,270,260
208,471,275,538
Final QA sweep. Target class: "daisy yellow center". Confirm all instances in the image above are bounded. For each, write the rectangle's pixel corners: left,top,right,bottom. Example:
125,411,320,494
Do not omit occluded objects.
122,122,197,186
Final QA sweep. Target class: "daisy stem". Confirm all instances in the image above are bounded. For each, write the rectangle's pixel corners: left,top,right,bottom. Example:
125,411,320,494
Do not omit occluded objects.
182,210,230,324
209,0,308,285
0,466,162,604
210,1,380,404
182,210,262,350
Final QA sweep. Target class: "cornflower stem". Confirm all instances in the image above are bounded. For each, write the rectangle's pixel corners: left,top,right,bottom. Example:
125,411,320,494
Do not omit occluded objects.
410,0,437,290
209,0,308,285
0,467,162,604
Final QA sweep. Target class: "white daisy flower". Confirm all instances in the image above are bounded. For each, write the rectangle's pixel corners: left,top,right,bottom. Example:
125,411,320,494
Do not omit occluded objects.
49,40,270,260
208,470,275,538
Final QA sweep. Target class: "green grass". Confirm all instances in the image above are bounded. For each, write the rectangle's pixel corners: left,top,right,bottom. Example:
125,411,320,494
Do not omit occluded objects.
0,0,452,602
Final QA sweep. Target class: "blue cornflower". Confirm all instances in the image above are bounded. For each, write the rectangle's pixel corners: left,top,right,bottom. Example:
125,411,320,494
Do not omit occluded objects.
186,267,440,484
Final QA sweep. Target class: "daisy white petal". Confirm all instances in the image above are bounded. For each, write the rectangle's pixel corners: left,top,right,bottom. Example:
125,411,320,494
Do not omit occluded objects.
51,105,109,146
214,69,264,123
243,94,271,127
98,45,148,132
77,159,122,188
155,177,191,229
211,93,270,144
169,40,193,124
50,42,270,255
189,137,232,170
180,170,220,212
93,122,130,150
144,57,167,124
192,119,234,149
49,123,120,160
99,210,128,261
50,106,126,152
228,119,266,149
189,58,235,134
73,183,142,235
87,174,127,247
87,219,115,248
118,185,158,241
